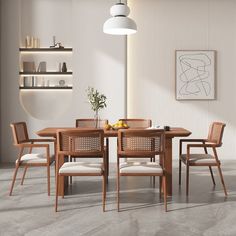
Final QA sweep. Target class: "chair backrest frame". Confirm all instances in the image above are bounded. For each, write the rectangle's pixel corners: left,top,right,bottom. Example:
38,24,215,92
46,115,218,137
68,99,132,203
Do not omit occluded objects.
10,122,29,145
119,119,152,128
57,128,105,158
75,119,108,129
118,129,165,158
206,122,226,147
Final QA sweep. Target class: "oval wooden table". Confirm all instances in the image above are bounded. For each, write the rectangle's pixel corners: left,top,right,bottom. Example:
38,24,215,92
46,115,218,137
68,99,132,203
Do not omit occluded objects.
37,127,191,196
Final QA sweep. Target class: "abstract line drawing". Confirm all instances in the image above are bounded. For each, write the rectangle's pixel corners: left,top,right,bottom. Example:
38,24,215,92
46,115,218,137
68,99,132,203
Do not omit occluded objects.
175,50,216,100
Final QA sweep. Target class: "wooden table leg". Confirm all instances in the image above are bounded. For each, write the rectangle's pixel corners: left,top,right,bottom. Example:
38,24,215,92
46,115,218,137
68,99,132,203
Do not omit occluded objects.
165,137,173,196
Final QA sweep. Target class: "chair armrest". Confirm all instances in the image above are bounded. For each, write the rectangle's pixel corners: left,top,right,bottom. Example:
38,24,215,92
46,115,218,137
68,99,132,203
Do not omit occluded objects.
28,139,55,143
179,139,206,156
180,139,206,143
187,143,216,149
17,143,50,148
187,144,216,148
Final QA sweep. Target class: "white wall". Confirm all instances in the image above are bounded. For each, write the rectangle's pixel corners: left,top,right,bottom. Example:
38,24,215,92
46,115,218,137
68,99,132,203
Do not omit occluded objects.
128,0,236,159
0,0,126,162
2,0,236,163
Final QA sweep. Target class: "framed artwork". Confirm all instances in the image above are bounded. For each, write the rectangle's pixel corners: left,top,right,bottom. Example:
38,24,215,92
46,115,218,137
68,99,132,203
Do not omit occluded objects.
175,50,216,100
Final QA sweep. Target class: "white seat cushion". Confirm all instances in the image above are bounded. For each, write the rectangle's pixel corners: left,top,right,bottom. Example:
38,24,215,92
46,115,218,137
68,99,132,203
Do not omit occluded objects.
119,161,163,174
59,162,103,174
16,153,54,164
180,154,217,164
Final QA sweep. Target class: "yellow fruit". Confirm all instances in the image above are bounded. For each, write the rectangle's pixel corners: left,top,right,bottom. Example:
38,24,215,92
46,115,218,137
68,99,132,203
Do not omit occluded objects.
118,120,123,126
104,124,112,130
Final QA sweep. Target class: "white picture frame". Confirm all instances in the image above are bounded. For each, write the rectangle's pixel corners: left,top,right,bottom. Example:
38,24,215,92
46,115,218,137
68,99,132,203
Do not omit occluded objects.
175,50,216,100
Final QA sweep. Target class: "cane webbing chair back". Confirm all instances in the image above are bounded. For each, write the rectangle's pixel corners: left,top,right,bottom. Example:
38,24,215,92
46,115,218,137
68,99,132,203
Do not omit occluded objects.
75,119,108,129
57,129,104,157
119,119,152,129
207,122,226,147
10,122,29,145
118,129,165,158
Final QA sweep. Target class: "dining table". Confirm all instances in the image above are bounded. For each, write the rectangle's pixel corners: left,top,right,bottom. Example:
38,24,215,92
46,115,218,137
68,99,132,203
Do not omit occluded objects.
37,127,191,196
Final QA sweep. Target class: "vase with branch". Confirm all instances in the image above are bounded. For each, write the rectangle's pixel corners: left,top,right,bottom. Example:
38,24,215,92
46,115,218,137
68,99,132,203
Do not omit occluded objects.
86,87,107,128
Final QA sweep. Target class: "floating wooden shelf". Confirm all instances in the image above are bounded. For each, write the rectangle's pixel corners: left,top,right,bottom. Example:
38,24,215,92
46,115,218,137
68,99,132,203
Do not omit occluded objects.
19,86,73,90
19,72,73,75
19,47,73,52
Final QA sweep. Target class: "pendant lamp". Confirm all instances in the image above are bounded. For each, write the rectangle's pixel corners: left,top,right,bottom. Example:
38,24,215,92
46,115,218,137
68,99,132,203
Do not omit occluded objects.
103,1,137,35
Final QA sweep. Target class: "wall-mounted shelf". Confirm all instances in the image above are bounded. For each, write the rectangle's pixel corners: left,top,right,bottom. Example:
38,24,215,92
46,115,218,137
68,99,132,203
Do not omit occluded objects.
19,47,73,52
19,86,73,90
19,72,73,75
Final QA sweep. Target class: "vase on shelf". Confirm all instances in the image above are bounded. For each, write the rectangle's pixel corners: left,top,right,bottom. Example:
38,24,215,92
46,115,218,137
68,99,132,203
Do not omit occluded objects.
62,62,67,72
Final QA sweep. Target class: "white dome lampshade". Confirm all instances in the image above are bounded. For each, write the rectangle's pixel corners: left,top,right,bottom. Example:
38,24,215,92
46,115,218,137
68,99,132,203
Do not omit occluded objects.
103,2,137,35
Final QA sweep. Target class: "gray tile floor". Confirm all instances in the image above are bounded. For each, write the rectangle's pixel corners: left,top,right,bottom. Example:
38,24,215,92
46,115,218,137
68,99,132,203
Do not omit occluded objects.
1,161,236,236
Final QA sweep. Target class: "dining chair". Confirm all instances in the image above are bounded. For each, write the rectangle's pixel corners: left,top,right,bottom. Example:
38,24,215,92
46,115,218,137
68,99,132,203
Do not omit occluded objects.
75,119,108,129
55,128,106,212
119,119,152,128
117,129,167,212
9,122,55,196
75,119,109,181
119,119,154,164
179,122,227,196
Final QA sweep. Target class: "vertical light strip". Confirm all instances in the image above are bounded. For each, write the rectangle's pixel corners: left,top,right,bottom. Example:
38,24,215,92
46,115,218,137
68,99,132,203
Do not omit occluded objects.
126,0,131,118
207,0,210,123
124,0,128,118
124,36,128,118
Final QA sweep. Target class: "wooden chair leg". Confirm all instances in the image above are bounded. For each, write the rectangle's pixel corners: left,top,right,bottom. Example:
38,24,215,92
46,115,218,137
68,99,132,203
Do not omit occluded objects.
106,154,109,183
179,159,182,185
209,166,216,186
55,173,59,212
159,176,162,200
62,176,65,199
47,165,50,196
69,156,72,185
217,164,227,196
21,166,28,185
9,165,19,196
54,161,56,177
186,164,189,196
117,172,120,212
153,176,155,188
102,175,106,212
163,175,167,212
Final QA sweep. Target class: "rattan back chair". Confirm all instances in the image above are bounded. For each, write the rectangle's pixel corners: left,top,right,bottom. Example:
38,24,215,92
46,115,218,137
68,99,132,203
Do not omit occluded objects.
119,119,152,128
119,119,153,163
75,119,108,129
75,119,109,181
55,128,106,212
117,129,167,212
9,122,55,196
179,122,227,196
